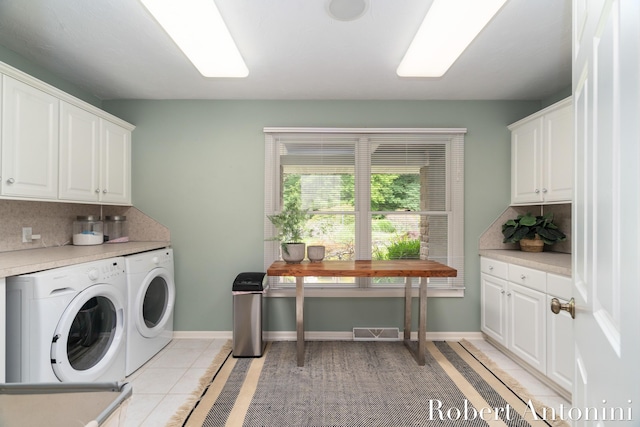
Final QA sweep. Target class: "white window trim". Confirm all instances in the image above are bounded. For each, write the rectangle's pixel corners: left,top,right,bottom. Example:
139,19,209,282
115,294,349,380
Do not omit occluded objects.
264,127,466,298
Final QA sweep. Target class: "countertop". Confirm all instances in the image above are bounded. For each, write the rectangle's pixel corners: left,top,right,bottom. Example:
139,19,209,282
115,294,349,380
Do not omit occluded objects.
0,241,170,278
479,249,571,277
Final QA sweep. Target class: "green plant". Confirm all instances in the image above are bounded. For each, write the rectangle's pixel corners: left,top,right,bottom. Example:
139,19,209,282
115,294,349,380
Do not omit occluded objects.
502,212,567,245
267,199,309,250
386,237,421,259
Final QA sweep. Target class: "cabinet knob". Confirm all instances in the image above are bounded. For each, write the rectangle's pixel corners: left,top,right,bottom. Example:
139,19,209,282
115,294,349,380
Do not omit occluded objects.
500,290,505,294
507,292,511,297
103,189,108,194
535,189,540,194
6,178,15,184
550,297,575,319
542,188,548,193
520,274,526,280
488,266,494,271
95,189,100,193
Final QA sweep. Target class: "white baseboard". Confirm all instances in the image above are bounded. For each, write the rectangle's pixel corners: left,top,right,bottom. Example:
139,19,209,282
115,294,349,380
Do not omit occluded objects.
172,330,483,341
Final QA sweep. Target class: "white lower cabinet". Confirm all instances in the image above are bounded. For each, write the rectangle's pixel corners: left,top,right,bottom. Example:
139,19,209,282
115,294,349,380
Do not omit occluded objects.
507,281,546,373
480,256,573,396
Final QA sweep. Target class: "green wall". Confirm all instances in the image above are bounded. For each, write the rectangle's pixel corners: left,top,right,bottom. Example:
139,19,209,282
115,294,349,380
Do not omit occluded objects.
0,45,102,107
102,99,541,333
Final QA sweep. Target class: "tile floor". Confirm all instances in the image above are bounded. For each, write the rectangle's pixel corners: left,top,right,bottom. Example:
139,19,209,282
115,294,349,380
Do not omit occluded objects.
122,337,571,426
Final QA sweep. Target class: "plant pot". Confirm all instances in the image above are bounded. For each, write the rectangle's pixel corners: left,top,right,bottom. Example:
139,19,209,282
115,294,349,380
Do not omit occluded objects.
282,243,306,263
519,235,544,252
307,245,325,262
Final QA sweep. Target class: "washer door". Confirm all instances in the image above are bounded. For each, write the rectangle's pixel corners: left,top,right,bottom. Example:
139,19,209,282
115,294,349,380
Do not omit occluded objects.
50,284,125,382
135,267,175,338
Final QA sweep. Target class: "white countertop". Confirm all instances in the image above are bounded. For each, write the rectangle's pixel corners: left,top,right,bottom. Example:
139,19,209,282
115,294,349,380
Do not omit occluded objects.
479,249,571,277
0,241,170,278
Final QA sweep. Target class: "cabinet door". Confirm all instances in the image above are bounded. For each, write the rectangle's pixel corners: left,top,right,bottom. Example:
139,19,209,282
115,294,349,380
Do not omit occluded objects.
546,295,573,392
100,120,131,205
481,273,507,346
1,76,58,199
511,117,543,204
59,102,100,202
543,103,573,202
507,282,546,373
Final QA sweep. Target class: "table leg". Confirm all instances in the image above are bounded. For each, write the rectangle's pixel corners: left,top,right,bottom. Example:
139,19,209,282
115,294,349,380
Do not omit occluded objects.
417,277,427,366
404,276,411,342
296,276,304,367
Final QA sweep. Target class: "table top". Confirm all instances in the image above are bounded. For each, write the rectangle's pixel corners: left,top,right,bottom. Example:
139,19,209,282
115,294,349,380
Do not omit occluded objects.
267,259,457,278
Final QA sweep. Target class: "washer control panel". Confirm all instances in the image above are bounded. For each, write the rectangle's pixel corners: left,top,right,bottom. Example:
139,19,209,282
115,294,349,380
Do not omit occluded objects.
86,259,125,281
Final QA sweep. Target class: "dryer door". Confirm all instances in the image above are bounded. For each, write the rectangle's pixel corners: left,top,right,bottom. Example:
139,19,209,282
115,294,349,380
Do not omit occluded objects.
50,284,125,382
135,267,175,338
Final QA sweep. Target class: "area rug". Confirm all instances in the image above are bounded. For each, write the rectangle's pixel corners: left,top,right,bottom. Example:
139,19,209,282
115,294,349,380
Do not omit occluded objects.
168,340,569,427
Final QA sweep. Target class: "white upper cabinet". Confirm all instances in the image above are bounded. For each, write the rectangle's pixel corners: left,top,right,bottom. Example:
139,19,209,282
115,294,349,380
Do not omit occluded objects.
59,102,100,202
59,102,131,205
0,61,134,205
1,76,59,200
509,97,573,204
99,119,131,205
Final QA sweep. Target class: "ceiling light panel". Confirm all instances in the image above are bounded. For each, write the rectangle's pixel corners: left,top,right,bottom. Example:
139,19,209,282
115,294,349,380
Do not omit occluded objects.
140,0,248,78
397,0,508,77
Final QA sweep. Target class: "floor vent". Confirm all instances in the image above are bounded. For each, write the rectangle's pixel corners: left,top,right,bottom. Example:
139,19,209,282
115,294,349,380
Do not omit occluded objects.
352,327,400,341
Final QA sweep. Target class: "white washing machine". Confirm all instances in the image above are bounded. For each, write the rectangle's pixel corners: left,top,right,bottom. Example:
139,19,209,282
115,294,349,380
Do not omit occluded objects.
124,248,175,376
6,257,127,383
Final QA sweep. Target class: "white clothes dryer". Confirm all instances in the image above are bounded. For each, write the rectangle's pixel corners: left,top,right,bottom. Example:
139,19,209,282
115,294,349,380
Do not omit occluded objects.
124,248,175,376
6,258,127,383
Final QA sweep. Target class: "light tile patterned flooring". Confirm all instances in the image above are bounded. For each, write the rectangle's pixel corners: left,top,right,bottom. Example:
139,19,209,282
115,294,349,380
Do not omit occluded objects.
122,338,571,426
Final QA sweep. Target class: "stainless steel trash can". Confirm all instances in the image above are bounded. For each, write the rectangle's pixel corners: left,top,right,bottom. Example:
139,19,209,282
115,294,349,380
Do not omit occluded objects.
232,272,267,357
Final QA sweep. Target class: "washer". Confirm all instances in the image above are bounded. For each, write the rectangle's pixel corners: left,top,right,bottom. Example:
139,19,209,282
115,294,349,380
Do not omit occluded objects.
6,257,127,383
124,248,175,376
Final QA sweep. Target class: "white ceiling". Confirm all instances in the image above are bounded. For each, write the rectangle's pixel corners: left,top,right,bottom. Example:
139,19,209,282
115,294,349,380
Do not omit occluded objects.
0,0,572,101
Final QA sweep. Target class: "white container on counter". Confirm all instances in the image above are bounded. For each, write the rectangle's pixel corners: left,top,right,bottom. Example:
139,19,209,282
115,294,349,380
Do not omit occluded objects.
72,216,103,245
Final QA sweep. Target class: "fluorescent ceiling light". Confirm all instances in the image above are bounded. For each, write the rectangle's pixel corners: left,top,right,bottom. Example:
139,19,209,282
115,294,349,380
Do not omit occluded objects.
397,0,508,77
140,0,248,78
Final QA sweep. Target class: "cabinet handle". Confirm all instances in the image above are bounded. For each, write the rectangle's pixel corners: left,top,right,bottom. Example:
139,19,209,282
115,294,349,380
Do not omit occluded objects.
507,292,511,297
535,189,540,194
520,274,526,280
488,266,494,271
500,290,505,294
6,178,15,184
550,297,575,319
103,189,108,194
95,189,100,193
542,188,548,193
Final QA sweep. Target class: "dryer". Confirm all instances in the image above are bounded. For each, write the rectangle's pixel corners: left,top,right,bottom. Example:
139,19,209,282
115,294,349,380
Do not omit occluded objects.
6,257,127,383
124,248,175,376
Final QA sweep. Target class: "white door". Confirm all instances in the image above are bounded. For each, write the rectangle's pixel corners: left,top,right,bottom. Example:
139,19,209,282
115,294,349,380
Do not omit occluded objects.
572,0,639,423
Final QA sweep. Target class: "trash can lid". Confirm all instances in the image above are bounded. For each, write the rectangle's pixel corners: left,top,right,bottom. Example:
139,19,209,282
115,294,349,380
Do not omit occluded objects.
233,272,267,291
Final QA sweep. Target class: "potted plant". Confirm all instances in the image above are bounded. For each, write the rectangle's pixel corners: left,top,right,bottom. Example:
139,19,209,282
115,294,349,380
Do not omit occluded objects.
267,199,309,263
501,212,567,252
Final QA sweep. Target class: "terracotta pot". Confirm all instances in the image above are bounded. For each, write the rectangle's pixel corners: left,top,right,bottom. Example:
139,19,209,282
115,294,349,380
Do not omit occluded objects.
519,235,544,252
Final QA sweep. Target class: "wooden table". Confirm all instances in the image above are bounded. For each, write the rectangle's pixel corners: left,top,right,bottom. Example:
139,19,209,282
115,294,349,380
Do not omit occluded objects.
266,260,457,366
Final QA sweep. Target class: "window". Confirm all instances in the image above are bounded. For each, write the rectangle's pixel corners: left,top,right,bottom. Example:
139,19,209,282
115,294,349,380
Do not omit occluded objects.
264,128,465,296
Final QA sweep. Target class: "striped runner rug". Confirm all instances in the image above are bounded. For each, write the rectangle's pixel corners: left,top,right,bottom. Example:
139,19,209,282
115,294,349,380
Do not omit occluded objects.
168,340,568,427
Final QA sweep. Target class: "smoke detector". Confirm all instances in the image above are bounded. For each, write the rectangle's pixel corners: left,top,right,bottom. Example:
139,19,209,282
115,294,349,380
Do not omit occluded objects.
326,0,369,21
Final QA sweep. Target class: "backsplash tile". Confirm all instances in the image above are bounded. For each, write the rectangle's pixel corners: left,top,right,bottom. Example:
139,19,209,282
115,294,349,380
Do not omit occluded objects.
0,200,169,253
